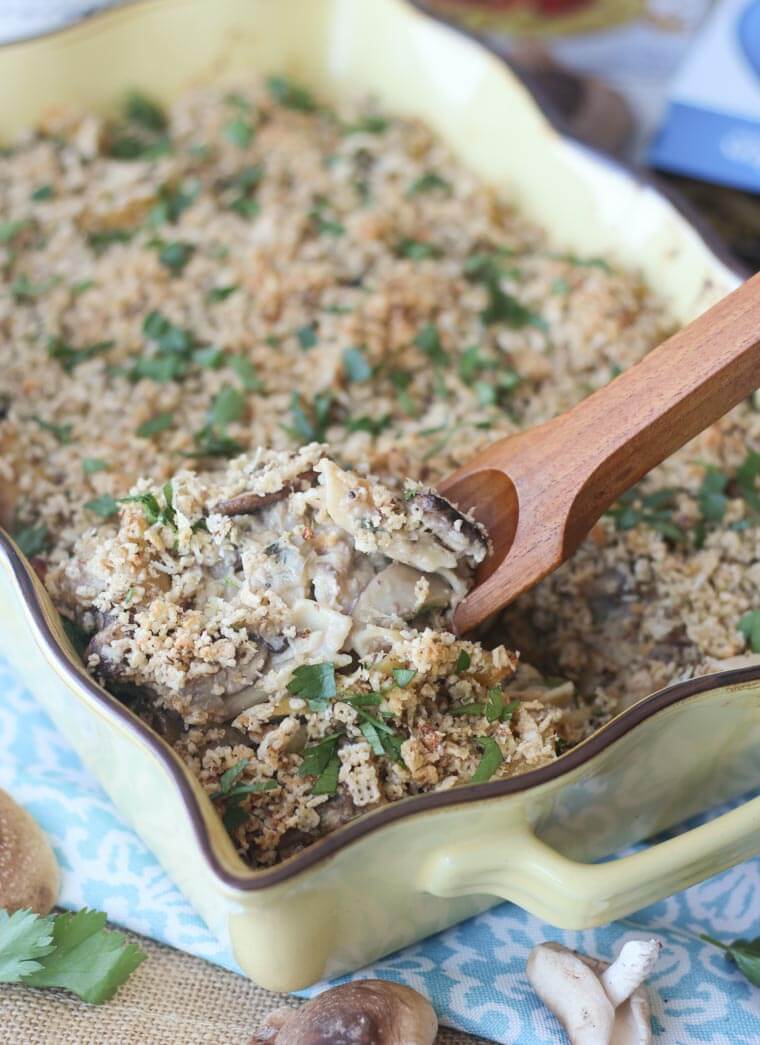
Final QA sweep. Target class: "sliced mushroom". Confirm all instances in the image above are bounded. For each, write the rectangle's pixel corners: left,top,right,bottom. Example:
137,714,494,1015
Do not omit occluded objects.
409,491,489,563
0,788,60,915
215,470,317,516
527,940,659,1045
527,943,615,1045
249,979,438,1044
352,562,452,626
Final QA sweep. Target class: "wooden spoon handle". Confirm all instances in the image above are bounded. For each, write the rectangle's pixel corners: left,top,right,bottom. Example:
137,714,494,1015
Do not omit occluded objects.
552,270,760,550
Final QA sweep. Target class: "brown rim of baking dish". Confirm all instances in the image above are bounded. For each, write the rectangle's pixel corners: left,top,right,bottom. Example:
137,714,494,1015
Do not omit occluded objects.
0,0,754,891
4,528,760,891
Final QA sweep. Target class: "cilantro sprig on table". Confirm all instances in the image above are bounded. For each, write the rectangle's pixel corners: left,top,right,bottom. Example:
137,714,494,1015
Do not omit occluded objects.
0,907,145,1004
700,934,760,987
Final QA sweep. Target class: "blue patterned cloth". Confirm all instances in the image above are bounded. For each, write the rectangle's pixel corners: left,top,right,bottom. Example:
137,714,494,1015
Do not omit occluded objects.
2,655,759,1042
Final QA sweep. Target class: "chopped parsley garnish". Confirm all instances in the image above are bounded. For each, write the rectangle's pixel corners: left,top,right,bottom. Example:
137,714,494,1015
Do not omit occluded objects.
211,757,278,832
287,662,336,711
607,486,684,543
551,277,570,296
407,172,450,196
84,494,119,519
118,485,175,528
12,524,49,558
207,284,239,303
451,690,518,723
345,414,391,436
471,737,503,783
414,323,448,366
220,164,264,219
284,391,333,443
464,250,544,330
298,733,343,795
87,229,133,253
188,387,246,459
156,240,194,274
224,115,256,148
389,368,416,416
228,354,263,392
343,114,388,135
209,385,245,428
455,649,471,672
131,310,196,383
0,219,31,244
11,275,60,301
147,179,199,227
266,75,317,112
0,907,146,1004
309,202,345,237
47,337,115,373
136,412,174,439
296,324,318,350
104,92,170,160
737,451,760,514
71,279,95,296
554,252,612,273
31,184,54,201
392,668,416,688
396,238,440,260
739,611,760,653
342,345,372,383
125,91,167,132
30,415,72,444
82,457,109,475
193,346,226,369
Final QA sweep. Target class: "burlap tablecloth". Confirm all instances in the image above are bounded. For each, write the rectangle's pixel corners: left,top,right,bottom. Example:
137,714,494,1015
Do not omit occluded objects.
0,922,488,1044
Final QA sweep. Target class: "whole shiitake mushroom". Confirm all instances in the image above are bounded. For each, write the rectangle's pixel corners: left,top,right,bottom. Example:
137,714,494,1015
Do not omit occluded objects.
250,979,438,1045
0,787,60,914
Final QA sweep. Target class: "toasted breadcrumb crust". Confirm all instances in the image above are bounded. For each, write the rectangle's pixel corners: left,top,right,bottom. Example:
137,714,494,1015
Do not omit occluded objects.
4,78,747,866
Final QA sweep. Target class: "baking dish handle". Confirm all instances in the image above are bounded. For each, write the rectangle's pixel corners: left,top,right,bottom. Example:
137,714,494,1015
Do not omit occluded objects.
420,795,760,927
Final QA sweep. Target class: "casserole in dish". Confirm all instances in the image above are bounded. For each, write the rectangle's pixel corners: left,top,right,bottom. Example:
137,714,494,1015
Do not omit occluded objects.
1,0,759,991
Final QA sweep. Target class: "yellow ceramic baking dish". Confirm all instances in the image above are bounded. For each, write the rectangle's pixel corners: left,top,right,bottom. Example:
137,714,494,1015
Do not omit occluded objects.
1,0,759,993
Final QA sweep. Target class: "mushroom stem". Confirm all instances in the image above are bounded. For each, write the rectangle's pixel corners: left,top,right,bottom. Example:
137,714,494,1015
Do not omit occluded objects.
601,940,661,1008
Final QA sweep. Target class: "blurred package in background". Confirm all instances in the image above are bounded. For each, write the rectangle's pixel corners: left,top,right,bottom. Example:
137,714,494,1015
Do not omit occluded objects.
418,0,759,265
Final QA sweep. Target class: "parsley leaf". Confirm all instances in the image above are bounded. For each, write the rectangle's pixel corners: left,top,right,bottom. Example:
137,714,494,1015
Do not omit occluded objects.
118,492,161,525
471,737,503,783
298,733,343,794
209,385,245,429
342,345,372,383
12,524,49,557
30,415,72,444
396,238,440,260
84,494,119,519
392,668,416,688
267,75,317,112
407,172,450,196
414,323,448,366
48,337,115,373
228,355,263,392
309,203,345,237
156,240,194,274
207,284,239,303
136,412,174,439
296,324,318,350
0,909,55,982
18,908,146,1004
210,758,277,832
287,662,336,711
87,228,133,253
345,414,391,436
455,649,471,672
284,391,333,443
147,180,199,227
31,184,55,201
82,457,109,475
224,115,256,148
739,611,760,653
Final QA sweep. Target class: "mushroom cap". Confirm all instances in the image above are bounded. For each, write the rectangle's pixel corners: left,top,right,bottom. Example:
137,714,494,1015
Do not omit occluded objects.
250,979,438,1045
527,943,615,1045
0,787,60,915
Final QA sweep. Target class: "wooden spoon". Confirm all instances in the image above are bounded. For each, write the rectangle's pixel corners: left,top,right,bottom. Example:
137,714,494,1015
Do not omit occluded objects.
441,272,760,634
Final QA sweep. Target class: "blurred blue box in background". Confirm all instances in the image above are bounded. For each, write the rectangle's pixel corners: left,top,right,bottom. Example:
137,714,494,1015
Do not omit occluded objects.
650,0,760,193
